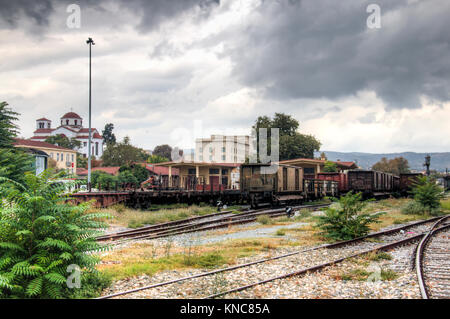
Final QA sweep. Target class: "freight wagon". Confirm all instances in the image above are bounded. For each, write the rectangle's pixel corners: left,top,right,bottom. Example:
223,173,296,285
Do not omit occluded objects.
240,163,338,207
347,170,396,198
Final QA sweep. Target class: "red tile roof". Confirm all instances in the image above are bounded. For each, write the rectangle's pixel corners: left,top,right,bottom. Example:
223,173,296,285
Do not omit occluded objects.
37,117,51,121
334,161,358,168
145,164,179,176
13,138,75,152
61,112,82,119
76,166,121,176
33,128,54,133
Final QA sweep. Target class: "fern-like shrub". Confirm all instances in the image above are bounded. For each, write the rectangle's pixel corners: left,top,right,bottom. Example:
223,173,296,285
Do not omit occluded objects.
0,171,110,298
410,176,444,214
315,192,384,241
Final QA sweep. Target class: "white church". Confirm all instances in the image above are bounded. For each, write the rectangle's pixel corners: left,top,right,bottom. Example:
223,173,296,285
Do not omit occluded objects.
31,112,104,158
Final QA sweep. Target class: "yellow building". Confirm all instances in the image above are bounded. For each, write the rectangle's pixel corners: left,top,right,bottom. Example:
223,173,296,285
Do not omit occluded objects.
14,138,77,174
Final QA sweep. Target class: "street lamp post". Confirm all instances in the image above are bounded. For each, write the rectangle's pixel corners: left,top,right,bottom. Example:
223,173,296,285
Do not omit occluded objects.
86,37,95,191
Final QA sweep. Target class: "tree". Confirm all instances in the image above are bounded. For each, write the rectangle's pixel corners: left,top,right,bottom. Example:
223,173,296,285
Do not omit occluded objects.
45,135,81,150
253,113,321,161
118,171,138,185
323,161,338,172
316,192,384,241
152,144,173,161
0,102,19,148
372,157,410,175
411,176,444,213
0,149,33,183
102,123,116,146
119,164,149,184
147,154,169,163
0,171,110,298
101,136,148,166
0,102,33,182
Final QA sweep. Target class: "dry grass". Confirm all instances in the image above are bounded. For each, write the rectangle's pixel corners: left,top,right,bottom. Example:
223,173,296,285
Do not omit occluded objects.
98,237,288,280
101,204,220,228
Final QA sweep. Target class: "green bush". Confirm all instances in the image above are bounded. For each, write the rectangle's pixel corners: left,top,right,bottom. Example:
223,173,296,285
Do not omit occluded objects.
410,176,444,213
0,171,110,298
96,173,118,190
316,192,384,241
118,171,138,186
256,215,272,225
402,201,426,215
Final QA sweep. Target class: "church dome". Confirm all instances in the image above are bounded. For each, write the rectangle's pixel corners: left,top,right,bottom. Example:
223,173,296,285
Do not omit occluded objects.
61,112,82,119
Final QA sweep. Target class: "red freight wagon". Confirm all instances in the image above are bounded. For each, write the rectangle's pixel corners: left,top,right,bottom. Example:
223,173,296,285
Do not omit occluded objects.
317,172,348,193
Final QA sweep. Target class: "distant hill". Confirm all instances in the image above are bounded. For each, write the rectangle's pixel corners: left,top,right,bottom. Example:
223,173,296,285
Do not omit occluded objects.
315,151,450,172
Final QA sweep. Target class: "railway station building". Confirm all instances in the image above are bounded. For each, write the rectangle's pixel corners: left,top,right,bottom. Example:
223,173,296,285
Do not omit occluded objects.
156,161,240,190
279,158,357,179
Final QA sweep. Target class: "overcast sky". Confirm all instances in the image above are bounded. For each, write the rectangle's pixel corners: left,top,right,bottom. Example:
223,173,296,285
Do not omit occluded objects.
1,0,449,153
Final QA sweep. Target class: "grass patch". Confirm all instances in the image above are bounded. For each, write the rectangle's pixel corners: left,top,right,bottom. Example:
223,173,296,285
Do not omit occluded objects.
441,199,450,211
366,251,392,261
380,269,398,281
256,215,273,225
101,205,219,228
99,250,228,281
275,229,286,236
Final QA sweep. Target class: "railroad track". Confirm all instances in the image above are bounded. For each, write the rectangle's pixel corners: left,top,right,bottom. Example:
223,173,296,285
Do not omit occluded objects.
97,203,331,243
97,214,448,299
416,215,450,299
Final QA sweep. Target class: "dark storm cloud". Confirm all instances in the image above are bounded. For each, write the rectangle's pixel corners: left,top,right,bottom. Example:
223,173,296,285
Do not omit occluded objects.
224,0,450,109
0,0,53,27
0,0,219,31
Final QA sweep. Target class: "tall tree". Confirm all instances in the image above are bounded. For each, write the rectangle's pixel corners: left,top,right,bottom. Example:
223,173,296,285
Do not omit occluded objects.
153,144,173,161
372,157,410,175
0,102,33,182
0,102,19,148
45,134,81,150
253,113,321,161
102,123,116,145
101,136,148,166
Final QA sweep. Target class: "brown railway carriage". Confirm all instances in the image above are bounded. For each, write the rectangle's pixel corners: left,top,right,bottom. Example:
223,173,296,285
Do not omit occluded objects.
240,163,338,207
347,170,396,197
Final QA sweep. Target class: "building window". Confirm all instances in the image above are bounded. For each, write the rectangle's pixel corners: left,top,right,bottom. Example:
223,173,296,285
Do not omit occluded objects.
188,168,196,175
61,153,64,161
209,168,220,174
66,119,69,125
209,147,212,153
222,155,226,161
71,154,74,162
209,155,212,161
50,153,53,158
222,147,226,153
47,123,50,128
222,169,228,175
83,142,87,147
39,122,44,128
57,153,59,161
95,142,98,156
199,147,202,152
74,120,77,125
199,155,203,161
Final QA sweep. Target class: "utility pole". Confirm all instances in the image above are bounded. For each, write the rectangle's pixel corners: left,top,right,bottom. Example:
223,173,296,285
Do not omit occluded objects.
86,37,95,191
424,154,431,176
